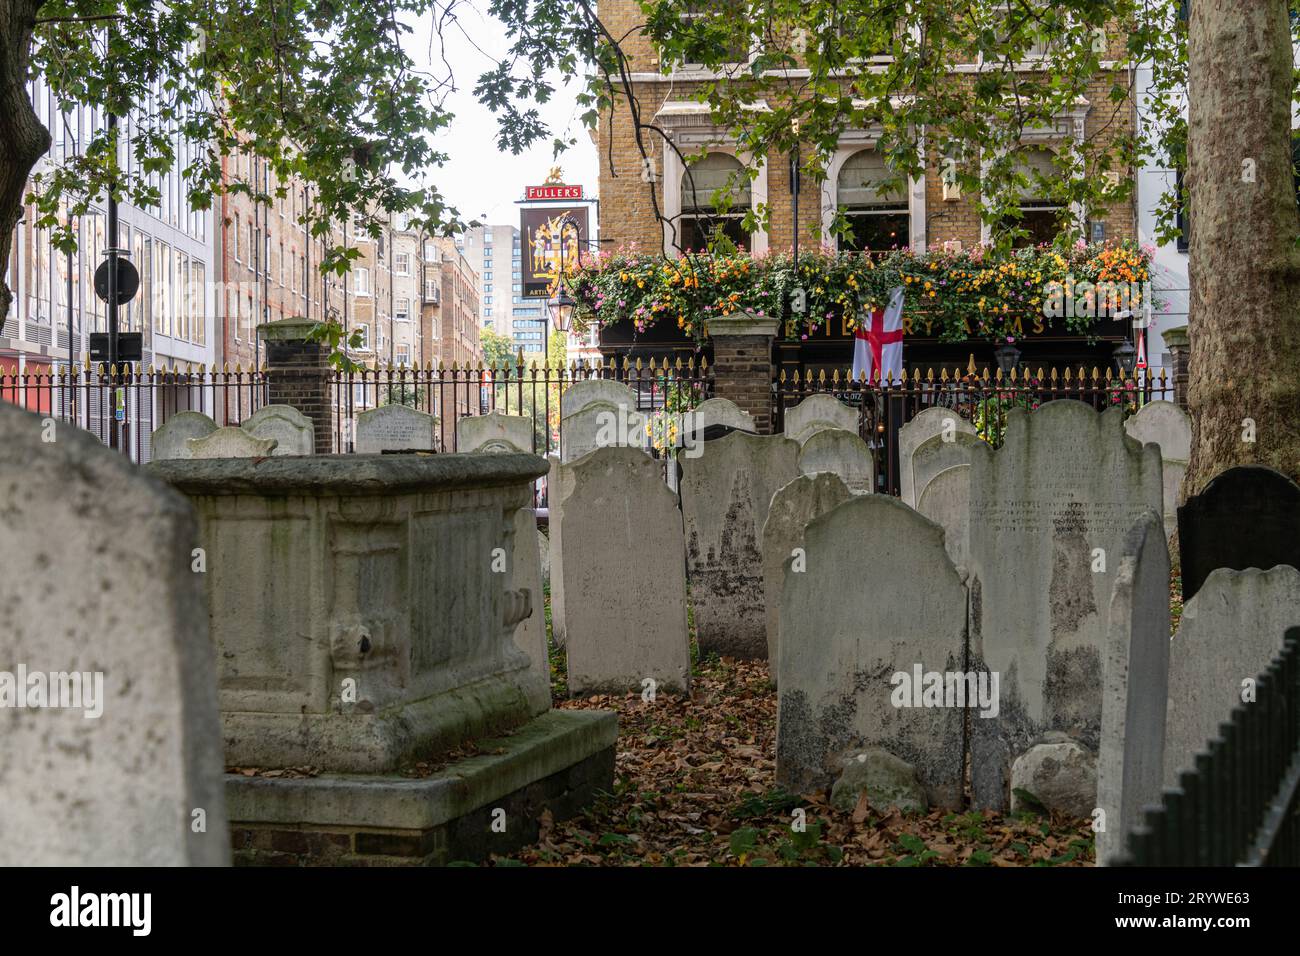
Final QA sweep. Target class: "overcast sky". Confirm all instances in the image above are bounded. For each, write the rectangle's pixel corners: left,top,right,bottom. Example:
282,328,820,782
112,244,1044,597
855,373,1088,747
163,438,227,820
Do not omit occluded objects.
404,3,598,228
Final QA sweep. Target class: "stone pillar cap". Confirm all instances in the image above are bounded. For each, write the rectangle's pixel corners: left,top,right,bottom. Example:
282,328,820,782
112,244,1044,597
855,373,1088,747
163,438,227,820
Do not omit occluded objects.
706,314,781,338
1160,325,1189,347
257,317,319,342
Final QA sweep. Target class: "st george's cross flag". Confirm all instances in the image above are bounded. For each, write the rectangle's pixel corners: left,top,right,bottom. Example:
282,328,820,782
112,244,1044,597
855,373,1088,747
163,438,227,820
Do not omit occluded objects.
852,285,906,384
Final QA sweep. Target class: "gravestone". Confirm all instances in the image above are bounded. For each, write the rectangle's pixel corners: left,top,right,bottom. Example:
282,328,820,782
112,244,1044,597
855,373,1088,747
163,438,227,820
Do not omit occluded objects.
1124,401,1191,539
776,495,967,807
189,426,278,459
456,412,548,688
560,378,636,420
966,401,1163,810
1178,465,1300,603
1096,511,1170,865
1162,565,1300,789
797,427,875,494
242,404,314,456
906,431,988,570
694,397,754,433
559,379,646,463
458,410,534,454
679,431,801,659
783,394,859,446
0,402,228,865
356,402,436,453
899,406,978,506
547,456,572,648
761,472,853,677
559,447,691,695
151,411,217,461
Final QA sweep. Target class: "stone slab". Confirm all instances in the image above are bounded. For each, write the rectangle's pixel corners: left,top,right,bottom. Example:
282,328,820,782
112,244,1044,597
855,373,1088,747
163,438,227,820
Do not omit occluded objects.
966,401,1163,810
797,427,875,494
761,473,853,677
679,431,801,659
1124,401,1191,539
189,426,278,459
242,404,315,456
0,402,228,865
356,403,436,453
1096,511,1170,865
152,410,218,461
558,447,691,695
776,495,967,807
457,410,534,454
899,406,978,506
783,394,859,446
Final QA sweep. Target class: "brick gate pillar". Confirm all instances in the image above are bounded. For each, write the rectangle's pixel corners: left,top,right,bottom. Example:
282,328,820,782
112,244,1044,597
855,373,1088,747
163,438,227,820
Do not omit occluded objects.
1162,325,1190,410
705,314,780,435
257,318,333,454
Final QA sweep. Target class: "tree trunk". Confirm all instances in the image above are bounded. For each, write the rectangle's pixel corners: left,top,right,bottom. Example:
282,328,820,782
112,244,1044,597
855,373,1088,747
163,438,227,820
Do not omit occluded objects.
0,0,50,324
1184,0,1300,495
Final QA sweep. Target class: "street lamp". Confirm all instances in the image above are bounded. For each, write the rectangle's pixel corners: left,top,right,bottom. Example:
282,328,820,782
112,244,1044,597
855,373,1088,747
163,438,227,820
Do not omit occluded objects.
1112,340,1137,376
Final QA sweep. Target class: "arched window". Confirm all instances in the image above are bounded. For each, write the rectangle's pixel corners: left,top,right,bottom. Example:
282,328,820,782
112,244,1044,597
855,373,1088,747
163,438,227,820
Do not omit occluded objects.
679,152,751,252
837,149,909,252
1003,146,1063,247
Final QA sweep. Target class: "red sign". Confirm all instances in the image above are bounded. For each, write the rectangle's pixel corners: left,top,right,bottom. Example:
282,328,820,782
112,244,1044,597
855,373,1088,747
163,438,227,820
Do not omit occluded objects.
525,184,584,201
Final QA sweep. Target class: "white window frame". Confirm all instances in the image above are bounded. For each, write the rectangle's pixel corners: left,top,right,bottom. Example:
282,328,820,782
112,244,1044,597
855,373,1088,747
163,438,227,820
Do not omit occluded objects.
821,130,926,251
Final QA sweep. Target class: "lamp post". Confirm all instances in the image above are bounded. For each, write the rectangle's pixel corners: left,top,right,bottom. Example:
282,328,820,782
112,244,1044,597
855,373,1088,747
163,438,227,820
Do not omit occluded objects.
993,340,1022,376
1113,339,1138,410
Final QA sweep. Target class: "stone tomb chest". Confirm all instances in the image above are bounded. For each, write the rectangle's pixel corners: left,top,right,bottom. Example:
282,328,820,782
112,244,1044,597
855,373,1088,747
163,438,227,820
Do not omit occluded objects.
149,453,551,773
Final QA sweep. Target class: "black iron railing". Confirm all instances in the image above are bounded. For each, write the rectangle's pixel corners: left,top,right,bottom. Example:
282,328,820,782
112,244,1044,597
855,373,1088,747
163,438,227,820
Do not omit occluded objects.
1112,629,1300,866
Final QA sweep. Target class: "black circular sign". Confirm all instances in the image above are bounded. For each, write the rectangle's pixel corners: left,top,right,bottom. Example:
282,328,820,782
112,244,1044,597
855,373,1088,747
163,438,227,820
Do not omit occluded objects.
94,258,140,305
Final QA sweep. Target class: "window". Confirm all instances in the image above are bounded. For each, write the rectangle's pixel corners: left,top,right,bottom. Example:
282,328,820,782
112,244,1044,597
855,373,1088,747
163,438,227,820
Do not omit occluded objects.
485,295,493,305
1000,146,1064,247
483,271,493,281
356,323,370,350
233,214,241,261
990,3,1050,60
279,241,285,286
679,152,751,252
192,261,206,345
395,252,409,275
354,267,371,296
837,149,909,251
396,344,410,366
425,278,438,299
396,296,410,321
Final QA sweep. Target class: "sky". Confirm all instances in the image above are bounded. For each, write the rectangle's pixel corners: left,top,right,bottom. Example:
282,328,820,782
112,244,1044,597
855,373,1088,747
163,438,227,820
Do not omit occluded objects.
403,3,598,228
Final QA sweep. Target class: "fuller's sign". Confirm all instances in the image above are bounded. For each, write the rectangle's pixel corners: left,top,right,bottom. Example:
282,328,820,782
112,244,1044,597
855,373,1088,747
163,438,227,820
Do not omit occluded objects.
525,184,584,201
520,204,591,298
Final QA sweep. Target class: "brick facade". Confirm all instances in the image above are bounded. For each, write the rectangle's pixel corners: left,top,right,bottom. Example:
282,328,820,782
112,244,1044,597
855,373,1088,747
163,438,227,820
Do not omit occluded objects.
706,316,780,434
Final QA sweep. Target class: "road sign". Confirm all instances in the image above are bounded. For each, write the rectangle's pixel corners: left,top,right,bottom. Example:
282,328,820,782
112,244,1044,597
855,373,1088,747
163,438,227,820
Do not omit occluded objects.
89,332,143,363
94,257,140,305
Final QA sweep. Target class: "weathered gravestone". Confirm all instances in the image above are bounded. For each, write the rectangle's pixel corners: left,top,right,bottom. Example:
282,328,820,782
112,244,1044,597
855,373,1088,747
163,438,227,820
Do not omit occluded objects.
694,397,754,433
239,403,312,455
0,403,228,865
899,406,978,506
189,426,278,459
1124,400,1191,540
679,430,800,659
456,412,548,688
1162,566,1300,789
797,427,875,494
459,409,535,454
356,403,436,453
906,431,988,570
776,495,967,807
546,455,572,648
1178,465,1300,603
783,393,859,446
966,401,1163,810
242,404,315,456
1096,511,1170,864
152,410,217,461
558,447,691,695
761,472,853,678
559,379,646,463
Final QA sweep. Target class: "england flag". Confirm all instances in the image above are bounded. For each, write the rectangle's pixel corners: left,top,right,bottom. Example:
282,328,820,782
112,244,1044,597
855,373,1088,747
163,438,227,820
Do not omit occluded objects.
852,285,906,384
